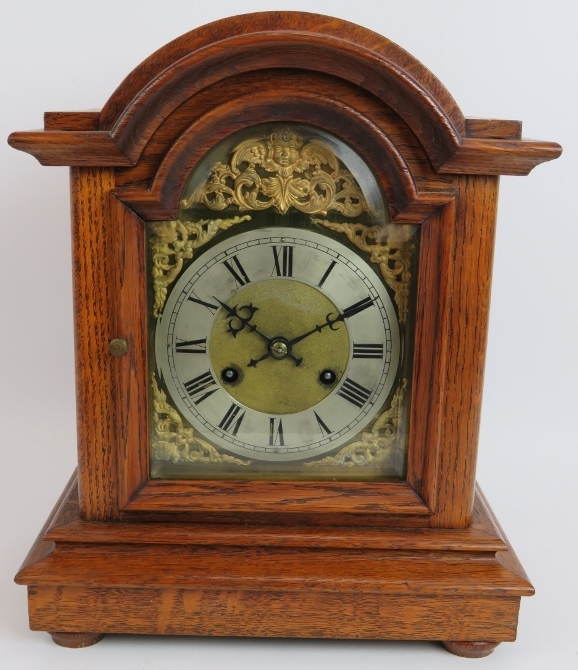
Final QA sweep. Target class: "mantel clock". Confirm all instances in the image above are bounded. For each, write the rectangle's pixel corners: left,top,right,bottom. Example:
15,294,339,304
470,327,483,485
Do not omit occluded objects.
9,13,561,658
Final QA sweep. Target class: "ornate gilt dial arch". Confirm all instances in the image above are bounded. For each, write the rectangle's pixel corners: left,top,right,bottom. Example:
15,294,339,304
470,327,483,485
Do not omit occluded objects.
186,125,368,217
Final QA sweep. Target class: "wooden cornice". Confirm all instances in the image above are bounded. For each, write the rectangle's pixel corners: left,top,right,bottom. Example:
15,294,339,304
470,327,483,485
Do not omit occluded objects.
7,12,561,175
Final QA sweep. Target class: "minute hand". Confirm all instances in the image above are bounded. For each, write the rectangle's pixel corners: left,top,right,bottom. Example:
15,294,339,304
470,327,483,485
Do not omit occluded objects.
288,297,375,347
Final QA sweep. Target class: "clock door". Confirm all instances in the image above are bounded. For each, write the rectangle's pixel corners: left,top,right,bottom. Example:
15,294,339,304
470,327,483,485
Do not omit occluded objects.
147,124,418,482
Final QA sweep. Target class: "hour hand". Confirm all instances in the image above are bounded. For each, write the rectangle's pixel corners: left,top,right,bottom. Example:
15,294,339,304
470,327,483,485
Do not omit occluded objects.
247,345,303,369
246,322,272,344
214,297,258,337
247,351,271,368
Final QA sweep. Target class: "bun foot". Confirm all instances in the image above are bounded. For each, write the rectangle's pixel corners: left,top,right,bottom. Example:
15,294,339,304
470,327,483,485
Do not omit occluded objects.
442,641,500,658
50,632,105,648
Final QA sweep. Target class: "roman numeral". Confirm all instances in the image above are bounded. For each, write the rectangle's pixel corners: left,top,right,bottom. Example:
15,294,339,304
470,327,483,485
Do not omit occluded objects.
269,418,285,446
314,411,332,436
337,377,372,408
218,403,245,436
342,296,374,319
175,338,207,354
352,343,384,359
187,293,218,314
223,255,250,286
272,245,293,277
183,371,218,404
317,260,337,287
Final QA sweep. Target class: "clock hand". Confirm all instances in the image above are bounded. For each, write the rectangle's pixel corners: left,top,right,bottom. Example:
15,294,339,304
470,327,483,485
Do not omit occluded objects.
334,295,375,321
246,323,273,345
288,296,375,346
247,345,303,369
248,297,374,368
287,322,326,347
214,296,277,350
213,297,302,367
213,297,260,338
247,351,273,368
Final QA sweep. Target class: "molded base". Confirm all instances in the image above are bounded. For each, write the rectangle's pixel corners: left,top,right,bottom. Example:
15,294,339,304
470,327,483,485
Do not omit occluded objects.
16,474,533,654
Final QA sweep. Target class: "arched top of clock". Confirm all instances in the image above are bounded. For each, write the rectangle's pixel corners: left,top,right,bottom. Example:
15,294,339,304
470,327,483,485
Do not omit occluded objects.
112,92,454,222
8,12,561,177
99,11,465,167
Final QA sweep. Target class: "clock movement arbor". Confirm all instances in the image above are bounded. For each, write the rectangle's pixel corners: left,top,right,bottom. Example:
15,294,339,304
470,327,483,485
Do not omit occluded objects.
9,12,561,658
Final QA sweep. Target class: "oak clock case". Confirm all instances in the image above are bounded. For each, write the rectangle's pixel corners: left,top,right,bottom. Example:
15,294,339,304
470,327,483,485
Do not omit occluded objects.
149,124,415,481
8,11,561,659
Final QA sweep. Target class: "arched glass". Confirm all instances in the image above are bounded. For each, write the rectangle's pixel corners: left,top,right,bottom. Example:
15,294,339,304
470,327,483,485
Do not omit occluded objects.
147,123,418,481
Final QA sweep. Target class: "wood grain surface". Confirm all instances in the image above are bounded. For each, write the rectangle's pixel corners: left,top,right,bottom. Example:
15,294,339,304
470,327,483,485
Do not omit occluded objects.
30,588,520,641
428,177,499,527
44,111,101,131
110,194,149,509
124,479,431,516
8,131,133,166
465,118,522,140
70,168,119,520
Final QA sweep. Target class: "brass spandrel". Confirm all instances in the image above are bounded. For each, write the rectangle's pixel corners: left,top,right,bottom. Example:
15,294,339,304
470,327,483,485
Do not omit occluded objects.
312,219,414,324
305,379,407,471
150,215,251,317
150,374,252,467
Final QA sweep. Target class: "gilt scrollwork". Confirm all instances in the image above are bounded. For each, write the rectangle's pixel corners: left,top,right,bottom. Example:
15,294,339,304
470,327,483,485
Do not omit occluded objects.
150,374,252,466
182,127,368,217
312,219,414,324
150,215,251,317
305,379,407,469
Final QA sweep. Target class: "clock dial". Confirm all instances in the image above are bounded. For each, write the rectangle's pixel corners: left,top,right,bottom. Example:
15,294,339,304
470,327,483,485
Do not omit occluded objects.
155,227,400,462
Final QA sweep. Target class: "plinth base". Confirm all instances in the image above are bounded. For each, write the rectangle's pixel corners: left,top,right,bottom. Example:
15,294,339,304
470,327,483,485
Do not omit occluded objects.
16,473,533,657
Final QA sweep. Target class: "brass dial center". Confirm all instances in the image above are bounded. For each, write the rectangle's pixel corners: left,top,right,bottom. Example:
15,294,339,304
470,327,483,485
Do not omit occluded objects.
209,279,350,415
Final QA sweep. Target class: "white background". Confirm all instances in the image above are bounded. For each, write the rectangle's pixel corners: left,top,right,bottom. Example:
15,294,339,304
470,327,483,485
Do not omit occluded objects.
1,1,576,668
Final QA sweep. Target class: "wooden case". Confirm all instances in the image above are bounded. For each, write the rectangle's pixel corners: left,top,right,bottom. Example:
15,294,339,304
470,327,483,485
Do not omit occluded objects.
9,12,561,658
